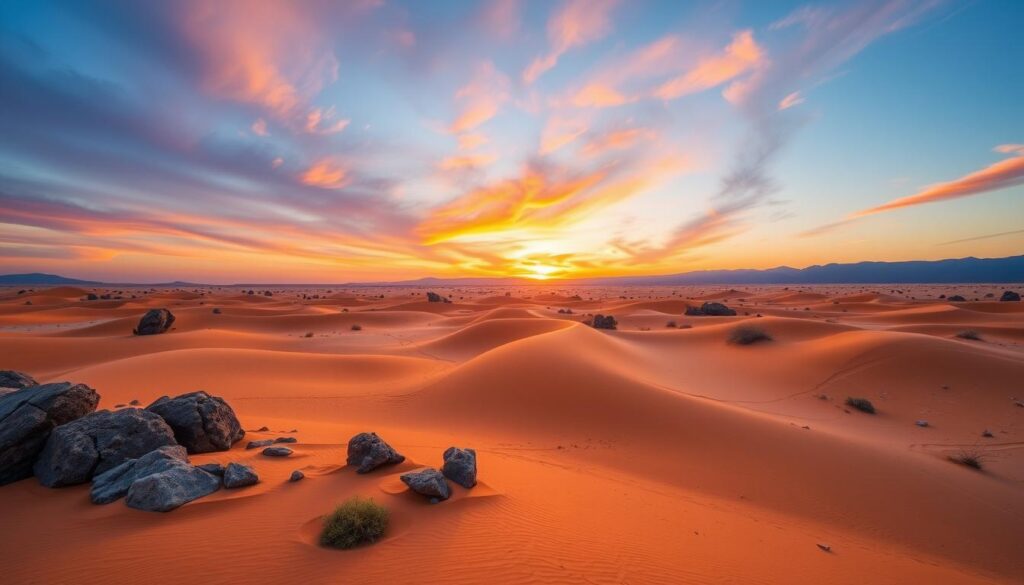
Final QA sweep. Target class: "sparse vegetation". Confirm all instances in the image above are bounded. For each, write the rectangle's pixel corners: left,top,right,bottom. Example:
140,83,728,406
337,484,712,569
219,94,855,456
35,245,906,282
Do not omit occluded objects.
845,397,876,414
728,326,772,346
666,320,677,328
351,324,362,331
955,330,982,341
320,497,389,549
951,449,985,470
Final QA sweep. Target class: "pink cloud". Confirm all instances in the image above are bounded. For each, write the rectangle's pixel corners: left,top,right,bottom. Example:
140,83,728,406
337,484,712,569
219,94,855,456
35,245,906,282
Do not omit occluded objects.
300,158,349,189
523,0,618,83
451,61,510,133
656,30,764,100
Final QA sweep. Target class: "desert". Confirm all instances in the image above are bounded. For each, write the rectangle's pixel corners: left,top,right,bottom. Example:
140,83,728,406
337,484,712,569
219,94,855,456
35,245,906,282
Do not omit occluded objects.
1,283,1022,584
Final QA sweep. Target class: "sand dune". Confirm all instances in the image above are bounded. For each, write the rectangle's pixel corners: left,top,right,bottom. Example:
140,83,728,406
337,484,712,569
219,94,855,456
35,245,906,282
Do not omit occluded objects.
1,284,1022,584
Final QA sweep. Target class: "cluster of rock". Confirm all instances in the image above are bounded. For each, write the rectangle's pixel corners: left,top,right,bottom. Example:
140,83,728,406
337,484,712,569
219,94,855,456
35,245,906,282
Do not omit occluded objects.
685,302,737,316
343,432,477,503
0,376,253,512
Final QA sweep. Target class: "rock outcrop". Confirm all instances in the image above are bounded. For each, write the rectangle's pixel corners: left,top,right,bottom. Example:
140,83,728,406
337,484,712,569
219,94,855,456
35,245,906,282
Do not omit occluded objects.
133,308,175,335
90,445,188,504
0,382,100,485
146,391,244,453
442,447,477,488
346,432,404,473
124,462,221,512
34,408,177,487
0,370,37,390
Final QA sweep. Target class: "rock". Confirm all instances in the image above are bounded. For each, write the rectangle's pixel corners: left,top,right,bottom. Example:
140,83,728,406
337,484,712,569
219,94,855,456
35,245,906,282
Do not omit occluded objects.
274,436,297,444
442,447,477,488
90,445,188,504
591,314,617,330
85,293,99,301
426,291,443,303
400,467,450,501
146,391,244,453
289,470,304,482
1000,290,1020,302
0,370,37,389
198,462,225,475
133,308,175,335
982,429,994,438
246,439,274,450
947,295,966,302
346,432,404,473
915,420,929,427
212,308,222,314
254,426,269,432
222,462,259,488
0,382,100,485
124,461,221,512
686,302,736,317
817,543,832,553
262,446,292,457
33,408,177,487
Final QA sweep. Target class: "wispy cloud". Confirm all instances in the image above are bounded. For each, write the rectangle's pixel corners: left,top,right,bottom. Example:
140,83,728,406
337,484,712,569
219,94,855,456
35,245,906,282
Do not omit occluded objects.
523,0,618,83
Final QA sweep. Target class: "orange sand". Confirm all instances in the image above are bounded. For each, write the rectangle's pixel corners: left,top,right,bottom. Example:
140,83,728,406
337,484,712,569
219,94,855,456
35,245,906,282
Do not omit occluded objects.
1,284,1022,584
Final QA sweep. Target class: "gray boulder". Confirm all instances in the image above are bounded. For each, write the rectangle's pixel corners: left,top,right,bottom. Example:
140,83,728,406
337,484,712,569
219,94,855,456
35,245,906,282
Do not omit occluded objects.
133,308,175,335
124,461,221,512
400,468,450,501
246,439,274,450
274,436,297,444
222,462,258,488
442,447,477,488
0,382,100,485
34,408,177,487
90,445,188,504
0,370,37,389
197,463,225,476
346,432,404,473
262,446,292,457
146,391,244,453
289,470,304,482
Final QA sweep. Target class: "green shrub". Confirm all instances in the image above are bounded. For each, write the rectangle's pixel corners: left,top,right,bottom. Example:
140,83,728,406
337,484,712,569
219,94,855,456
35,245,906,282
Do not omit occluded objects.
845,397,876,414
728,326,772,345
320,497,389,549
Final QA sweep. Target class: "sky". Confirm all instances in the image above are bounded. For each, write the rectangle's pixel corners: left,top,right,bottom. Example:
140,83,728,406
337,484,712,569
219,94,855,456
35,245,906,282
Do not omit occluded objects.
0,0,1022,283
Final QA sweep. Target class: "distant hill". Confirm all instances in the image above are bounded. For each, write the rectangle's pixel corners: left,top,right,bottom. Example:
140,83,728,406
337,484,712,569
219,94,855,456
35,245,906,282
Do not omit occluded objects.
3,255,1023,287
0,273,100,285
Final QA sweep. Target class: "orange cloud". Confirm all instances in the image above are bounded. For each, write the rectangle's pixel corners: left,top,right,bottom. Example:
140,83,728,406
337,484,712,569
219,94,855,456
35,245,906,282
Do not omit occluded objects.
457,133,489,150
451,61,509,133
656,30,764,100
523,0,618,83
300,159,349,189
305,107,350,134
581,127,655,157
572,83,632,108
438,154,497,170
539,116,588,154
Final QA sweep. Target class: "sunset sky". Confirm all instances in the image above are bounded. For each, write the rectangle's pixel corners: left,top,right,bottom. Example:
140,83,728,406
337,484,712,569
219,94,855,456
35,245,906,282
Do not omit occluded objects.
1,0,1022,283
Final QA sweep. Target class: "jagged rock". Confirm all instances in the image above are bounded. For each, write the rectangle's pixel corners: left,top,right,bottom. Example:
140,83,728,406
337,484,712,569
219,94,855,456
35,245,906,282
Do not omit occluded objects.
442,447,477,488
34,408,177,487
0,382,100,485
90,445,188,504
246,439,274,450
146,391,244,453
685,302,736,316
289,470,304,482
400,468,450,501
222,462,258,488
0,370,37,389
346,432,404,473
274,436,297,444
262,446,292,457
197,463,225,476
591,315,617,330
133,308,175,335
124,462,221,512
1000,290,1021,302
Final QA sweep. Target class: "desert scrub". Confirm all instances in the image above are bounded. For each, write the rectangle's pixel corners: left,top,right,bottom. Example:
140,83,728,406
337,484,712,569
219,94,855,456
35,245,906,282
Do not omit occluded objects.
351,324,362,331
845,397,876,414
728,326,772,345
955,330,982,341
951,449,985,470
320,497,389,549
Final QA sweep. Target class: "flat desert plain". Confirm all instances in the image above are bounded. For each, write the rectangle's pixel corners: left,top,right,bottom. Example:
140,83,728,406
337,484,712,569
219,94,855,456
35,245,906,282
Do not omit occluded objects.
1,284,1022,585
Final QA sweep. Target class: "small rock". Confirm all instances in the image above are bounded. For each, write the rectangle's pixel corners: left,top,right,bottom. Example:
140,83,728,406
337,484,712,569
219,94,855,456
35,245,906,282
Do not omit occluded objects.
197,463,226,476
212,308,222,314
133,308,175,335
289,470,304,482
400,468,450,501
442,447,477,488
254,426,269,432
817,543,832,553
982,429,994,438
222,462,259,488
129,399,140,405
346,432,404,473
262,446,292,457
274,436,297,444
246,439,275,450
915,420,929,427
